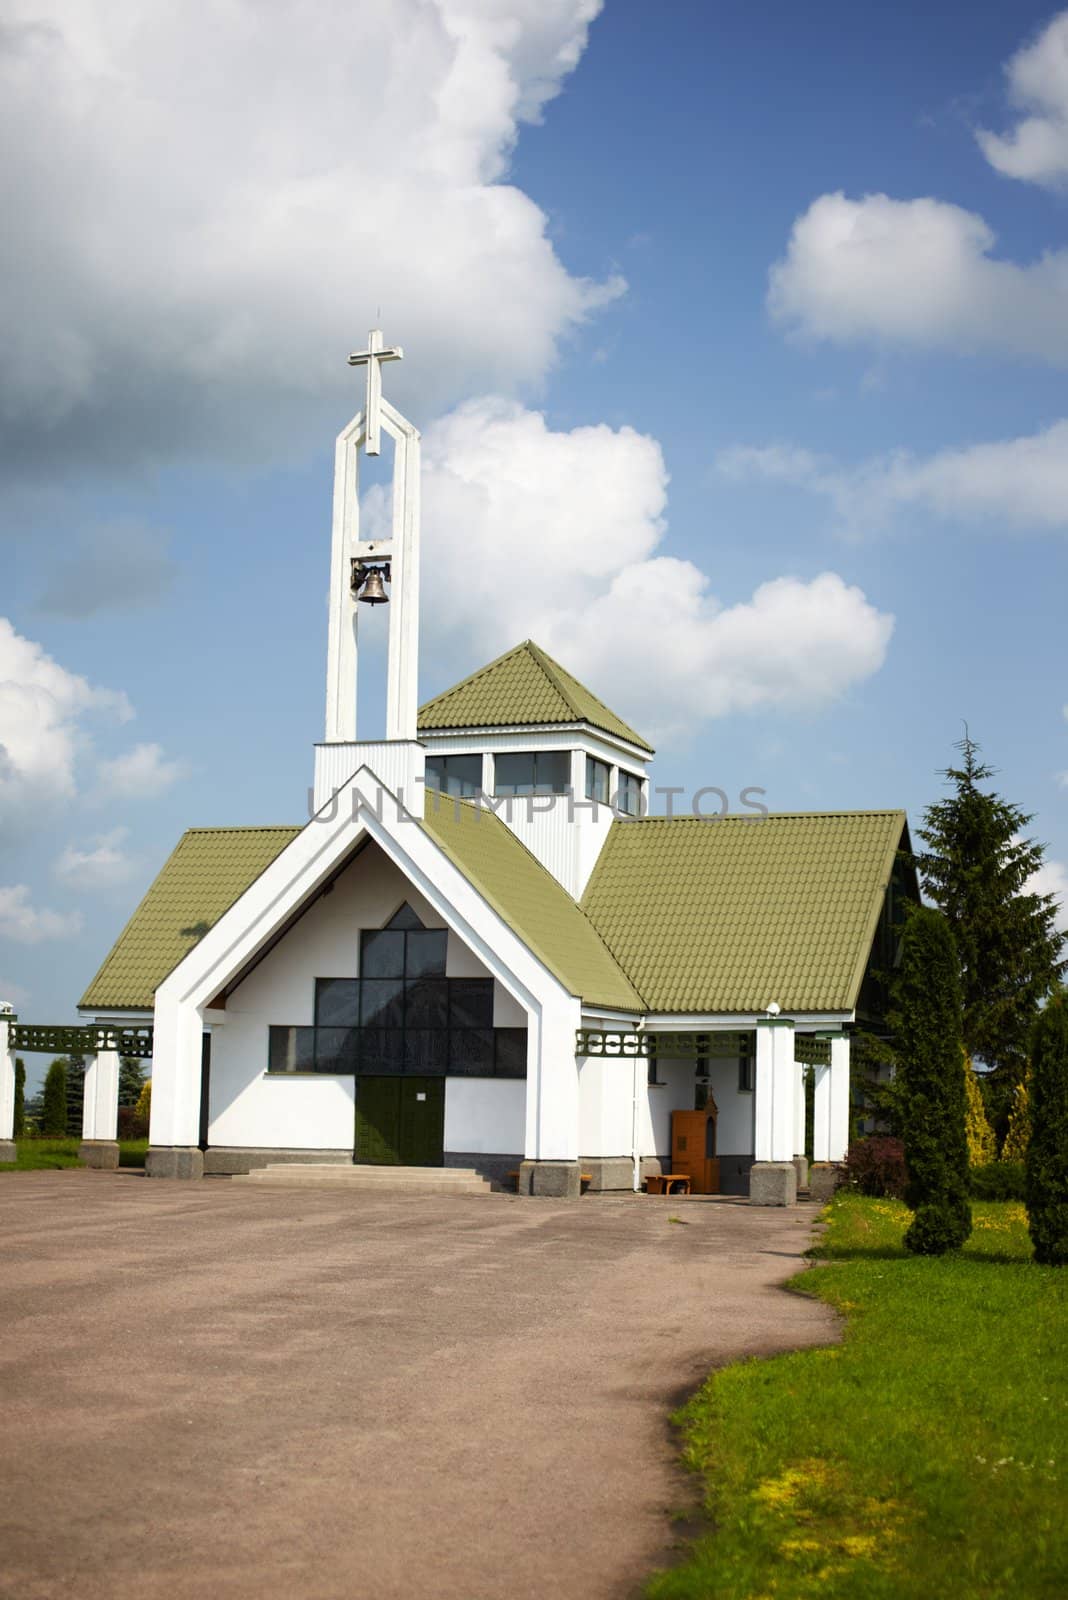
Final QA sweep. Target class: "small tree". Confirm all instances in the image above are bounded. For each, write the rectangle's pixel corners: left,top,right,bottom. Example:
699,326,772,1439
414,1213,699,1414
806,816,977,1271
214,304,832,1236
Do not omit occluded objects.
41,1059,69,1136
1026,993,1068,1266
118,1056,145,1107
1002,1072,1031,1162
894,906,972,1255
964,1056,996,1166
13,1058,26,1137
135,1078,151,1124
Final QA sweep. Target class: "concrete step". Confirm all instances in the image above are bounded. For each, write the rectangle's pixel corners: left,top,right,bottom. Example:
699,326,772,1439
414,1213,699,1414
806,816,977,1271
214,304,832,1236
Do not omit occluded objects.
233,1163,492,1196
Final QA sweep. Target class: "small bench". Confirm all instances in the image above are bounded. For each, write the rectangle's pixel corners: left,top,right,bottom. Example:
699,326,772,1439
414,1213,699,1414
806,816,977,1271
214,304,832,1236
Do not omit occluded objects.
644,1173,692,1196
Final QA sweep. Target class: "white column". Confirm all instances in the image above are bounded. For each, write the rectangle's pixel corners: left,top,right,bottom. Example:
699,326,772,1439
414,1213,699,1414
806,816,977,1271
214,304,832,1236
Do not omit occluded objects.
0,1005,15,1151
523,997,582,1162
384,403,421,743
754,1018,796,1162
828,1034,851,1162
812,1034,851,1163
149,996,204,1148
81,1049,120,1143
794,1061,807,1158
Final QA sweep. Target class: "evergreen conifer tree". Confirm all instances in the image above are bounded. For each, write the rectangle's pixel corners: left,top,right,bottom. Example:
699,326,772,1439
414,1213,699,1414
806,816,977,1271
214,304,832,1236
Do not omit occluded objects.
118,1056,145,1107
1002,1073,1031,1162
41,1059,68,1136
13,1058,25,1137
964,1056,996,1166
894,906,972,1255
917,734,1066,1135
1026,993,1068,1266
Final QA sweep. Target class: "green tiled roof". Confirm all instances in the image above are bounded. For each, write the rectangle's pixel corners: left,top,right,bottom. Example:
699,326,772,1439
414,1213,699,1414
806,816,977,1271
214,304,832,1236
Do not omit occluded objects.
418,640,654,754
421,793,643,1011
79,828,300,1010
580,811,908,1015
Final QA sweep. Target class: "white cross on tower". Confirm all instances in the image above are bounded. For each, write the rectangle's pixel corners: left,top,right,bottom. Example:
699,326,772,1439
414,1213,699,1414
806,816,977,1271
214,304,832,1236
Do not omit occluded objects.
347,328,403,456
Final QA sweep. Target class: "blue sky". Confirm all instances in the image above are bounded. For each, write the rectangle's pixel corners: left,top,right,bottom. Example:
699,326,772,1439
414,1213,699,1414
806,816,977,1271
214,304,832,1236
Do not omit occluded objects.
4,1,1068,1076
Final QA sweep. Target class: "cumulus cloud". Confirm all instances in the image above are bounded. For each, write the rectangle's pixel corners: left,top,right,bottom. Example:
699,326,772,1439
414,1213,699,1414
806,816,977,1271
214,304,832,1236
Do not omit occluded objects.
95,743,185,801
978,11,1068,188
53,828,135,891
38,520,177,617
0,886,82,944
377,399,893,742
718,420,1068,536
0,617,132,828
767,191,1068,364
0,0,617,484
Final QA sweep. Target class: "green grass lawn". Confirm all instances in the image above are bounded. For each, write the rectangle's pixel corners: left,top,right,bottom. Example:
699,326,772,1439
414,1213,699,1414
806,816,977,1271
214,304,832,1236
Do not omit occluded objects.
648,1195,1067,1600
0,1137,148,1171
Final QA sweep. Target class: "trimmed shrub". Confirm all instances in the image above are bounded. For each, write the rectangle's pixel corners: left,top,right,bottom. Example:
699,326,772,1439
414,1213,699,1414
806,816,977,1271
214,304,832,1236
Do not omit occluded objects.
894,906,973,1255
1026,993,1068,1266
13,1058,25,1138
965,1057,996,1166
844,1136,907,1198
41,1059,69,1137
1002,1073,1031,1162
134,1078,151,1124
970,1161,1026,1201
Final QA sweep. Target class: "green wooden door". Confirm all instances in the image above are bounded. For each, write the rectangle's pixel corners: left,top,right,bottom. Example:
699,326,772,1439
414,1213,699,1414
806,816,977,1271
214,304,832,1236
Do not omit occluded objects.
355,1077,444,1167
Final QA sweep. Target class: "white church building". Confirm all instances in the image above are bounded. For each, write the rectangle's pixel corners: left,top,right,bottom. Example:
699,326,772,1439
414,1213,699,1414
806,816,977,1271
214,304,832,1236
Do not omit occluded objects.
32,335,910,1202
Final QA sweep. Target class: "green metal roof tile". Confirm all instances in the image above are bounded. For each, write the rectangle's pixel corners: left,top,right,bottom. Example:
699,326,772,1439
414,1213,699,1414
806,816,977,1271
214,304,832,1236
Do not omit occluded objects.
579,810,907,1015
79,827,300,1010
417,640,654,754
421,792,644,1011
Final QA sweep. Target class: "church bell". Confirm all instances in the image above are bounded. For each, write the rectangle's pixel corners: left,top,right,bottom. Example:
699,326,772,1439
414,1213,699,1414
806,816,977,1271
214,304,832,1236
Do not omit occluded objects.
352,561,390,605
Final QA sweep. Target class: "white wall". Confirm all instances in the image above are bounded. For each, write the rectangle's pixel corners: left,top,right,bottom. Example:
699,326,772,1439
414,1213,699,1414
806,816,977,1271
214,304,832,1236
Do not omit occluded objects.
704,1058,755,1154
445,1078,525,1154
578,1056,636,1157
641,1059,695,1158
208,840,526,1150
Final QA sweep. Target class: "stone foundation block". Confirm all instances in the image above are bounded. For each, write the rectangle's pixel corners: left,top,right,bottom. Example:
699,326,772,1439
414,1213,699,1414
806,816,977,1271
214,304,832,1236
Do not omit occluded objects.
518,1159,582,1198
0,1139,16,1164
581,1157,636,1192
792,1155,810,1191
808,1162,844,1203
748,1161,798,1206
146,1146,204,1180
78,1140,120,1171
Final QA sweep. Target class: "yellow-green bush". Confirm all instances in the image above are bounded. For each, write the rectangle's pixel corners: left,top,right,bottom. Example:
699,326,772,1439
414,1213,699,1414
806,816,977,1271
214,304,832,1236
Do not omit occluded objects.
965,1056,996,1166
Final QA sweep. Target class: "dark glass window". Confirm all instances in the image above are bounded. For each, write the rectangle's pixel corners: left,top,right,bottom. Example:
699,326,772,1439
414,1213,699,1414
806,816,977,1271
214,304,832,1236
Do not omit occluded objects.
361,978,405,1028
406,978,449,1029
426,754,483,797
387,902,426,930
449,979,493,1029
738,1053,753,1093
449,1028,494,1074
269,1025,317,1074
493,749,570,797
361,929,405,978
616,770,642,817
314,979,360,1027
586,756,611,804
404,928,448,977
494,1028,527,1078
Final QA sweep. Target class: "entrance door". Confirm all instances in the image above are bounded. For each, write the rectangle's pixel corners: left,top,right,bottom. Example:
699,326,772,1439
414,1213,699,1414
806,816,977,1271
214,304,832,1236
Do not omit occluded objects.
355,1077,445,1166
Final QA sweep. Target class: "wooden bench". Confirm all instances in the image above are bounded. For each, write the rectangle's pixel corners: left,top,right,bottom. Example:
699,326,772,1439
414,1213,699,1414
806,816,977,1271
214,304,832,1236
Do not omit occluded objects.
644,1173,692,1196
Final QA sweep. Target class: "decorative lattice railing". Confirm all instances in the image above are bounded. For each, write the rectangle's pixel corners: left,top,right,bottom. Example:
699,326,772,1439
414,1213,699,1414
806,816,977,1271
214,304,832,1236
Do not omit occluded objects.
8,1024,154,1059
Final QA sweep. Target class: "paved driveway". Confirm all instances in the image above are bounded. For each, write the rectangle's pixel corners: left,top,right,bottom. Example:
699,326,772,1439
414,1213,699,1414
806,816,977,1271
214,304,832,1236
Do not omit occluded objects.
0,1173,836,1600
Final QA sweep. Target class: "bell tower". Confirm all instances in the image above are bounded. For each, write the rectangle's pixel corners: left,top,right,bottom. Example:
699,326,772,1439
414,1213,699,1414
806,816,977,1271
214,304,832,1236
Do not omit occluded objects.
315,331,425,811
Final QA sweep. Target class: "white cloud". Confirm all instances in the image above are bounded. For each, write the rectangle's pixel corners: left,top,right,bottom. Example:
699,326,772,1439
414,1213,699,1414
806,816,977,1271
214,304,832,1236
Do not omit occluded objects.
38,520,176,617
53,828,135,891
95,743,185,801
1027,857,1068,934
0,616,132,828
0,0,617,484
768,191,1068,364
0,978,29,1009
383,399,893,743
0,886,82,944
718,420,1068,535
978,11,1068,188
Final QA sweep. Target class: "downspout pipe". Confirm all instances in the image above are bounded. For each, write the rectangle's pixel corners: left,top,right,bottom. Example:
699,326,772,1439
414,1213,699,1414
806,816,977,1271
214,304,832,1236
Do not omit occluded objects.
631,1015,646,1191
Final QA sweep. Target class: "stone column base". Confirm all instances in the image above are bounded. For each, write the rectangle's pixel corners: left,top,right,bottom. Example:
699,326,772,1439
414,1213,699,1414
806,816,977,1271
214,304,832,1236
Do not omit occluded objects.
792,1155,810,1191
580,1156,636,1191
517,1159,581,1198
78,1140,120,1171
0,1139,16,1164
749,1161,798,1206
809,1162,844,1203
146,1146,204,1180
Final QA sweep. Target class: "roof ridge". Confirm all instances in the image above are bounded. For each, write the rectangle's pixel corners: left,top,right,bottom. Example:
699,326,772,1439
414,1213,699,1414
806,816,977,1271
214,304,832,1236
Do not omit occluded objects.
522,641,580,720
418,640,532,714
611,808,907,823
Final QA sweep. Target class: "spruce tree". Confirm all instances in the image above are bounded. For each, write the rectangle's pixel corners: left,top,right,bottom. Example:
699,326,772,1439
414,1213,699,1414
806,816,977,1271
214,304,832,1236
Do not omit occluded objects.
917,734,1066,1132
1026,993,1068,1266
118,1056,145,1107
41,1059,68,1136
13,1058,25,1138
894,906,972,1255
